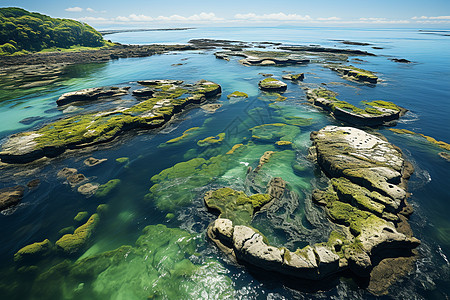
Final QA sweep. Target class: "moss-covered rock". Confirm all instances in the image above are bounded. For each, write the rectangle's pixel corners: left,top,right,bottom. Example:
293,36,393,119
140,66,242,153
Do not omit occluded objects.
0,80,221,164
389,128,450,151
329,65,378,84
14,239,52,262
282,73,304,81
258,78,287,92
74,211,89,222
165,127,200,144
55,213,99,254
204,188,272,225
227,91,248,99
306,87,406,126
197,132,225,147
94,179,121,198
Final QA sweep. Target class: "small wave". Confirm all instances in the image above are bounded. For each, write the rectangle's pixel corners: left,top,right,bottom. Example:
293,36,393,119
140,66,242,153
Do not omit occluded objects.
240,161,249,166
438,246,449,265
398,111,420,124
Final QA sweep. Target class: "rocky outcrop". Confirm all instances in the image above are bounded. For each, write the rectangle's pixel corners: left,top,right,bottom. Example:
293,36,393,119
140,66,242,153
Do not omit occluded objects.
306,88,407,126
258,78,287,92
328,65,378,84
0,80,221,164
278,46,376,56
0,185,25,211
214,50,310,66
282,73,304,81
205,126,419,287
56,86,130,106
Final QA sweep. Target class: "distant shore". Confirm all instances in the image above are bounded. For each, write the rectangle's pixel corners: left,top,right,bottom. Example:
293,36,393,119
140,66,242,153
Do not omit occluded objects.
99,28,195,36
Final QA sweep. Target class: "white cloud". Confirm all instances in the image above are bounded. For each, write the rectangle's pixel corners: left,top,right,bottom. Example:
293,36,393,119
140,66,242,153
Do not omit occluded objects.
114,12,223,23
359,17,386,21
65,7,83,12
235,12,312,21
317,17,341,21
412,16,450,20
78,16,108,22
86,8,96,13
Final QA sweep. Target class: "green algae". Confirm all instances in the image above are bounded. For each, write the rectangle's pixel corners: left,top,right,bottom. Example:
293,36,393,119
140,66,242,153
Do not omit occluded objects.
115,157,129,164
74,211,89,222
55,213,99,254
259,78,287,90
205,187,271,225
197,132,225,147
250,123,300,143
94,179,121,198
275,140,293,149
32,224,234,299
330,65,378,83
227,91,248,99
14,239,52,262
0,80,221,163
165,127,200,144
96,204,109,215
389,128,450,151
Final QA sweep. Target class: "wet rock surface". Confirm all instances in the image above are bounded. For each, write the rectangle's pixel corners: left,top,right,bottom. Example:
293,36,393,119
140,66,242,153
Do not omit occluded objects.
56,86,130,106
205,125,419,289
0,185,25,211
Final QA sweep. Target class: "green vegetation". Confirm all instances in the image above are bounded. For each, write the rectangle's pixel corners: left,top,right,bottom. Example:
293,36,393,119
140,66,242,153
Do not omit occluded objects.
250,123,300,143
166,127,200,144
55,213,99,254
204,188,271,225
0,7,108,55
227,91,248,99
14,239,52,262
115,157,129,164
32,224,234,299
73,211,89,222
94,179,121,198
389,128,450,151
197,132,225,147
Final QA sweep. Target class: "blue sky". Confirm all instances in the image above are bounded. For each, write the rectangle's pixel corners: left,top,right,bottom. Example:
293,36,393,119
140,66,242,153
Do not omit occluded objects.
2,0,450,29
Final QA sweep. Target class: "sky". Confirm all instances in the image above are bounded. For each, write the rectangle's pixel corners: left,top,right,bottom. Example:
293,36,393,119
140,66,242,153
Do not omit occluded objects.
1,0,450,29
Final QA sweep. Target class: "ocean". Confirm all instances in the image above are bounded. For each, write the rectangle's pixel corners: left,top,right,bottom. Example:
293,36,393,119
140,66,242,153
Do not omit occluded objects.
0,26,449,299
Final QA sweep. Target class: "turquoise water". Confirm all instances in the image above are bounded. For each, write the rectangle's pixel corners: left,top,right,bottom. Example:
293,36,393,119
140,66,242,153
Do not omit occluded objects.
0,27,449,299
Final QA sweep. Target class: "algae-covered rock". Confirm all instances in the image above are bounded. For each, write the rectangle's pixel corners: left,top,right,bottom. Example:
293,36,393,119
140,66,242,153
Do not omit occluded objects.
14,239,52,262
74,211,89,222
33,224,234,299
204,188,272,225
306,88,406,126
55,213,99,254
115,157,129,164
0,80,221,164
94,179,120,198
56,86,130,106
389,128,450,152
329,65,378,84
77,183,99,196
197,132,225,147
165,127,200,144
275,140,293,149
282,73,304,81
258,78,287,92
227,91,248,99
83,157,107,167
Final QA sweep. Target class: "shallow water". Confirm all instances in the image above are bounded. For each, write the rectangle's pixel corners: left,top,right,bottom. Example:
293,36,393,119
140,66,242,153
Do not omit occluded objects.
0,27,449,299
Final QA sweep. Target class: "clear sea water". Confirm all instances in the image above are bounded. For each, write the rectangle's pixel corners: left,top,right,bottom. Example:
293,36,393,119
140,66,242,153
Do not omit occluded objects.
0,26,449,299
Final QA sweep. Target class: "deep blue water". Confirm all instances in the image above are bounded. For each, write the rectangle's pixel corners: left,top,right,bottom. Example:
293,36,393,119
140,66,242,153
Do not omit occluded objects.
0,26,449,299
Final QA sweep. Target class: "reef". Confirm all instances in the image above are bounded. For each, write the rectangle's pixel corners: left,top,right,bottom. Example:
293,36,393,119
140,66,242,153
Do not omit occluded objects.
282,73,304,81
94,179,121,198
31,224,234,299
215,50,310,66
14,239,52,262
205,126,419,291
165,127,200,144
306,87,407,126
328,65,378,84
389,128,450,151
250,123,300,143
0,79,221,164
258,78,287,92
197,133,225,147
278,46,376,56
56,86,130,106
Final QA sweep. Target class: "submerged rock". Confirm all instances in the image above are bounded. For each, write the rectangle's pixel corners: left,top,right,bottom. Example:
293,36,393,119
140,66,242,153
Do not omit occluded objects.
0,185,25,211
227,91,248,99
258,78,287,92
83,157,107,167
14,239,52,262
306,87,407,126
282,73,304,81
55,213,99,254
56,86,130,106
